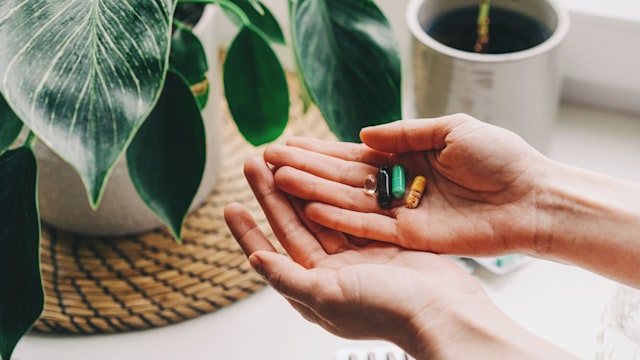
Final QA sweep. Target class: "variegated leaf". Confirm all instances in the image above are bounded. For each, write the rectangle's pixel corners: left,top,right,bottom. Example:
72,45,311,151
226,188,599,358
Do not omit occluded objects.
0,0,174,206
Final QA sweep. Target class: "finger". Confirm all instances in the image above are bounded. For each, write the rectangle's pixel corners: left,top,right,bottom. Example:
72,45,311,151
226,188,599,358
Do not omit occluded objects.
286,298,325,327
249,250,319,305
283,137,393,165
264,144,381,188
288,195,353,254
304,202,400,244
254,260,337,334
224,203,277,256
244,157,327,265
360,114,471,153
285,298,343,338
274,166,385,214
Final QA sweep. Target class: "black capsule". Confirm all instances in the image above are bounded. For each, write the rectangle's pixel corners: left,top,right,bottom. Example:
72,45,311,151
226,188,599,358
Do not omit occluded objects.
377,166,392,209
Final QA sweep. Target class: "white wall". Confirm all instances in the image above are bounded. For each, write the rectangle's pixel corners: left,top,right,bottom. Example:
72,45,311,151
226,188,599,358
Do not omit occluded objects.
560,9,640,115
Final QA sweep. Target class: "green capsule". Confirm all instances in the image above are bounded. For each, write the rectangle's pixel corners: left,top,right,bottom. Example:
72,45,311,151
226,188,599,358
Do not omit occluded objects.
392,165,406,199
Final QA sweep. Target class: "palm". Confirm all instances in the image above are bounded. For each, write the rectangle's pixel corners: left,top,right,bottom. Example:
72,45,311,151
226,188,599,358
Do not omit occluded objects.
390,134,540,254
223,155,482,342
265,117,546,255
281,240,479,340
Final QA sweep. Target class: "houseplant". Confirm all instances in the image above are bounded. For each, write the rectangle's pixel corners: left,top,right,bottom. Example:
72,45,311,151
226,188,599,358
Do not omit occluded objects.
0,0,401,358
29,3,225,237
407,0,570,152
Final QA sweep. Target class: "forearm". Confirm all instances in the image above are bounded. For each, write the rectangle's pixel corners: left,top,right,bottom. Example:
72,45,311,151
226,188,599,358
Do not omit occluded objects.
534,160,640,287
396,295,576,360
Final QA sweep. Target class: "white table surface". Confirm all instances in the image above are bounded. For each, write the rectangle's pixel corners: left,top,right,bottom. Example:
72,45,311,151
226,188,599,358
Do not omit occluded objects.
14,103,640,359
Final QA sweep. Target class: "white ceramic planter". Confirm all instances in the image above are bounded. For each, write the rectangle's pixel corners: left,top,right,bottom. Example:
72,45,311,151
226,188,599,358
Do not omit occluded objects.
36,5,223,236
407,0,570,153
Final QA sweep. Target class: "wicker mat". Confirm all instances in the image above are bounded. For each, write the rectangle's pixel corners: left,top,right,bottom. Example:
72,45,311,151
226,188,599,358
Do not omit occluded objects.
33,76,335,334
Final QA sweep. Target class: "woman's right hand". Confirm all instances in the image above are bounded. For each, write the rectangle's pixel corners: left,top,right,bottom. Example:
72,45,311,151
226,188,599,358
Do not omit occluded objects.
264,114,553,257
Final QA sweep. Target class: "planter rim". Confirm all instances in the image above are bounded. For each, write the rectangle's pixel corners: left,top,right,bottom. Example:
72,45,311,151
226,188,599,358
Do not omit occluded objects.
406,0,570,63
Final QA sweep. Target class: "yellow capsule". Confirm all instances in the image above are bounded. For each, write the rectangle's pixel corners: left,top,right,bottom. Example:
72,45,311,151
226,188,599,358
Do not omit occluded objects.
405,175,427,209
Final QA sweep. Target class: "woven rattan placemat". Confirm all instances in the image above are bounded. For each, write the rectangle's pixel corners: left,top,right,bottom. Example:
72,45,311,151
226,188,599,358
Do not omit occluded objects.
33,77,335,334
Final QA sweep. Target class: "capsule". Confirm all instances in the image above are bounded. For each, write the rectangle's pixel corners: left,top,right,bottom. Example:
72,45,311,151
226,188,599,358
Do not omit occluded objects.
495,254,518,268
363,174,377,195
405,175,427,209
391,165,406,199
376,166,392,209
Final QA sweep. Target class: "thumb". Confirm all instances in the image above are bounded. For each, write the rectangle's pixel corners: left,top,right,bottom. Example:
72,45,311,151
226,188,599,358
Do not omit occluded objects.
249,251,317,305
360,114,471,153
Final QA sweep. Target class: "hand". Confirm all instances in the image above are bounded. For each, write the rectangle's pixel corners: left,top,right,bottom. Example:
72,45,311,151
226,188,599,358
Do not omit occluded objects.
263,114,551,256
224,156,574,360
225,157,483,339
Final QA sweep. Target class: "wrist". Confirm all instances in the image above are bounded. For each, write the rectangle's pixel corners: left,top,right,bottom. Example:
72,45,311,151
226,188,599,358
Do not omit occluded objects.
531,160,640,285
400,290,574,360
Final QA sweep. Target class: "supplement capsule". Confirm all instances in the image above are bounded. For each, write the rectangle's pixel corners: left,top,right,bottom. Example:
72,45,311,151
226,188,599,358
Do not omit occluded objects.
391,165,406,199
363,174,377,195
495,254,518,268
376,166,392,209
405,175,427,209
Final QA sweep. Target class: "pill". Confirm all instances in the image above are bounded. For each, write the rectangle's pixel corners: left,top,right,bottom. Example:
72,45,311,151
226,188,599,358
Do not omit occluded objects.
363,174,377,195
405,175,426,209
496,254,518,268
391,165,406,199
376,166,392,209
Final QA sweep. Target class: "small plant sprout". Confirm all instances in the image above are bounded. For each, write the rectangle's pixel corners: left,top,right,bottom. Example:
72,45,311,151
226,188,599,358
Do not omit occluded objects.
475,0,491,52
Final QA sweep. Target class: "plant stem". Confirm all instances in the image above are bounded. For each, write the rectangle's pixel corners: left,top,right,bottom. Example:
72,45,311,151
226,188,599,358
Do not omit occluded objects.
475,0,491,53
24,131,37,149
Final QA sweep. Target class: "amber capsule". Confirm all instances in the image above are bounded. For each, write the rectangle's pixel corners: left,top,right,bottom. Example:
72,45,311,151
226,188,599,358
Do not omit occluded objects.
405,175,427,209
376,166,392,209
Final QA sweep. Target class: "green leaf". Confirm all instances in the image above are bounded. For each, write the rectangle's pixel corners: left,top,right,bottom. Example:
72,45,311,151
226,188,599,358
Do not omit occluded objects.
170,20,210,109
177,0,285,44
221,0,286,44
170,20,208,85
126,71,206,241
0,0,174,207
0,147,43,360
244,0,264,14
0,94,23,154
224,26,289,146
286,0,312,114
291,0,402,142
173,2,206,27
